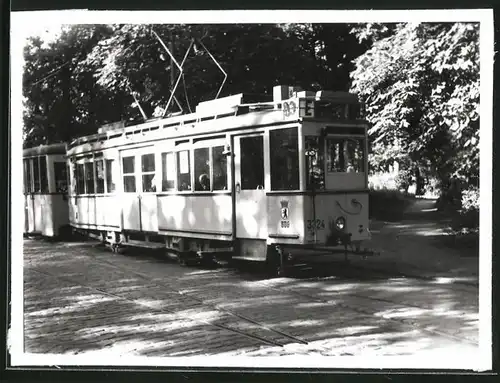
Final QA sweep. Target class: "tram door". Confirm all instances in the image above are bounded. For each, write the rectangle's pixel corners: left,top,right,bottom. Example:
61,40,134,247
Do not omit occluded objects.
234,134,267,239
120,147,158,233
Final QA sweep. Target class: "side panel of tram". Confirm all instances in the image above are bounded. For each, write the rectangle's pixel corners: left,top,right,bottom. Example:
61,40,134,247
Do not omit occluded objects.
23,146,70,237
68,149,121,232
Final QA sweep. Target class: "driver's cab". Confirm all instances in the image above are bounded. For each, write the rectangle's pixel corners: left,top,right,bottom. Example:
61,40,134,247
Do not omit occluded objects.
267,86,370,247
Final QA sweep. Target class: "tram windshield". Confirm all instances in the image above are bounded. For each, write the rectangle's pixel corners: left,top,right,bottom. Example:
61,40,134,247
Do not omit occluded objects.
326,137,365,173
305,135,366,191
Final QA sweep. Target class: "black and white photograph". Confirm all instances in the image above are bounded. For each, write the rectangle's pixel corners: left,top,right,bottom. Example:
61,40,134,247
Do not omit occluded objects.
9,9,493,371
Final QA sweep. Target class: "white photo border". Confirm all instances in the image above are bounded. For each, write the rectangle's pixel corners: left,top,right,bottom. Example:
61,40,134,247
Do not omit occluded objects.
9,9,494,371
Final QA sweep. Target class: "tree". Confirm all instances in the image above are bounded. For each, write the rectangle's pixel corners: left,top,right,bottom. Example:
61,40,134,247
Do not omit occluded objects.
23,23,370,146
22,24,119,147
350,22,480,193
83,23,326,119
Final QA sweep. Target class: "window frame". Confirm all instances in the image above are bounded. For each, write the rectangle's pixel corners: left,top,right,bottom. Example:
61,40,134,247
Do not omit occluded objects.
105,158,116,194
23,158,32,193
72,153,111,196
238,134,265,191
161,151,177,192
193,146,211,192
325,135,366,174
75,162,86,195
94,158,105,194
176,149,192,192
53,161,69,194
39,155,49,193
122,155,137,193
32,156,41,193
84,161,95,194
140,152,156,193
191,137,229,194
305,135,326,191
269,127,300,191
211,145,229,192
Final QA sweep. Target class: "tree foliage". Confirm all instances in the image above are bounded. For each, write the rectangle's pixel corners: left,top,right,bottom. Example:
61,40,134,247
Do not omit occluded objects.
22,25,120,147
23,21,481,199
350,22,480,188
23,23,366,147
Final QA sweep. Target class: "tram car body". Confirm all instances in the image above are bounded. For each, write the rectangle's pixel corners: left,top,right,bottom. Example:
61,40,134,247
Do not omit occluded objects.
66,85,373,273
23,143,70,237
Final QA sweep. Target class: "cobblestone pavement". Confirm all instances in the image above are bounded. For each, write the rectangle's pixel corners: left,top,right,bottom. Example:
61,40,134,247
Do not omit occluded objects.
23,235,479,359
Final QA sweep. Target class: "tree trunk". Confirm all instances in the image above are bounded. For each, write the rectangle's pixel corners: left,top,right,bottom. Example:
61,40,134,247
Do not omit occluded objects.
415,166,423,195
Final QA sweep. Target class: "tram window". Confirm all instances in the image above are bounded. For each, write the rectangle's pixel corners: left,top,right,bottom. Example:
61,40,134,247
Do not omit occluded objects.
194,148,210,191
33,157,41,192
141,153,156,192
316,102,347,120
105,159,116,193
122,156,136,193
23,159,27,193
348,103,362,119
326,138,365,173
161,152,175,191
213,146,227,191
177,150,191,191
95,159,105,194
54,162,68,193
85,162,95,194
23,159,31,193
39,156,48,193
305,136,325,191
76,163,85,194
241,136,264,190
270,128,299,191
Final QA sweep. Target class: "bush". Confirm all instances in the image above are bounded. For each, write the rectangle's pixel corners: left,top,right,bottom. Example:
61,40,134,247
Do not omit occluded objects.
394,169,412,193
422,177,440,198
450,186,479,232
368,172,397,190
461,186,479,212
369,188,412,221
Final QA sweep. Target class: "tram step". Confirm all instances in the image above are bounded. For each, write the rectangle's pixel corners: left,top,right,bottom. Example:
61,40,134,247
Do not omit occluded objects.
121,240,166,250
197,248,234,257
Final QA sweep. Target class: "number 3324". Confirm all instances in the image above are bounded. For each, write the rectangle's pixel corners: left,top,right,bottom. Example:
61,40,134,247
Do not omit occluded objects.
307,219,325,230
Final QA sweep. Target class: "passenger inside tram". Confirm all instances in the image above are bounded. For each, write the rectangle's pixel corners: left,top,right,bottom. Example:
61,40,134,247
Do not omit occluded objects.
198,174,210,191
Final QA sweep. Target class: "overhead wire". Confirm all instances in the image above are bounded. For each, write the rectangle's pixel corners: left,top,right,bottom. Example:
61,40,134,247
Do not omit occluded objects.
31,60,71,86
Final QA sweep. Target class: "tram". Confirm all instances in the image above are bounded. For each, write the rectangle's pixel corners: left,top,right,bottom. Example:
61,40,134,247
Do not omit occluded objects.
66,85,374,275
23,143,70,238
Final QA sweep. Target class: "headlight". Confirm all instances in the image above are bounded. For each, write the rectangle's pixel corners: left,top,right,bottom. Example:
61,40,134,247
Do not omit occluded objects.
335,216,346,230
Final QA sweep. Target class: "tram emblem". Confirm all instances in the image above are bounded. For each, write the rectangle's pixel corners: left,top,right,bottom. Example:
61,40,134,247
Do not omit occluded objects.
280,200,289,220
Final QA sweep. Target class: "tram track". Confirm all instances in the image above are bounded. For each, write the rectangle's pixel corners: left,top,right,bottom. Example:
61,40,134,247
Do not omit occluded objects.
343,262,479,290
81,244,478,347
254,278,479,346
25,239,479,354
28,260,309,350
85,250,309,346
288,253,479,291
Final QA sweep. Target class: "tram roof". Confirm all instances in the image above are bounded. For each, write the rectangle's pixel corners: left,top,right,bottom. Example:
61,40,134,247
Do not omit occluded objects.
67,88,364,154
23,143,67,157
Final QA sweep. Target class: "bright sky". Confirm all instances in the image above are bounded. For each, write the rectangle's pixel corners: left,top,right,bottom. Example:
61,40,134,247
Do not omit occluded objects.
21,22,64,47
